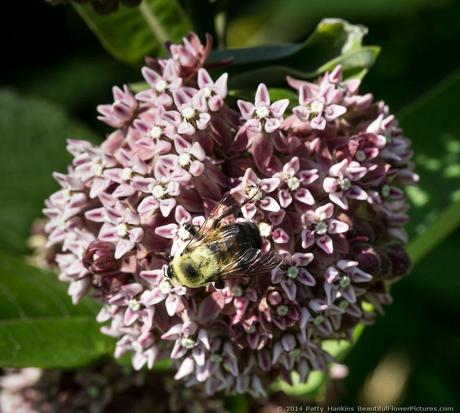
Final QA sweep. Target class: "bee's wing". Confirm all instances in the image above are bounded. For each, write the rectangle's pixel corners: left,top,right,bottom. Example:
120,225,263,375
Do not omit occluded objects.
212,248,282,281
183,194,240,252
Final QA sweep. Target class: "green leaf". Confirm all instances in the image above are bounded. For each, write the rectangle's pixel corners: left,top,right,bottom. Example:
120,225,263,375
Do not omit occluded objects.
400,70,460,263
74,0,191,65
0,89,96,254
0,252,113,368
209,18,380,89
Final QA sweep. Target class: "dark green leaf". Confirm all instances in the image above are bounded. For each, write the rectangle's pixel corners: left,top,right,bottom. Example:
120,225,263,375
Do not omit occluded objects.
209,18,379,89
399,70,460,263
0,89,96,254
74,0,191,65
0,252,113,368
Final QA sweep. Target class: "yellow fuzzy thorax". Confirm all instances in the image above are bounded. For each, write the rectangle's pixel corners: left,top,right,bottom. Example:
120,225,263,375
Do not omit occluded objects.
171,245,220,288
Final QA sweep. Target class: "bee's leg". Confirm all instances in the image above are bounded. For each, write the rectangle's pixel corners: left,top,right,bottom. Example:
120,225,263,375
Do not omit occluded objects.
214,278,225,290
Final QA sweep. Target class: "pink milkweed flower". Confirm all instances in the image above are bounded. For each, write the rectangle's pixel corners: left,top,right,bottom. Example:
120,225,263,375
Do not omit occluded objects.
170,136,206,182
138,59,182,107
173,88,211,135
103,148,149,198
237,83,289,134
273,156,318,208
140,269,186,316
97,85,138,128
324,260,373,305
197,68,228,112
323,159,368,209
292,78,346,130
133,165,181,218
271,252,316,300
301,203,349,254
232,168,280,219
85,201,144,259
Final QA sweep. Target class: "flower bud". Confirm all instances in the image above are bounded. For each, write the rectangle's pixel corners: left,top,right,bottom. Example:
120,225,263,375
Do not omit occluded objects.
386,244,411,277
83,240,121,274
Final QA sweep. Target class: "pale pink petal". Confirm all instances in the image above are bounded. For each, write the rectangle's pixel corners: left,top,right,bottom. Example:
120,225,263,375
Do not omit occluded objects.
255,83,270,106
259,196,280,212
294,188,315,205
292,252,314,266
301,230,315,249
115,239,135,259
270,99,289,118
155,223,178,238
316,235,333,254
325,104,346,121
237,100,255,120
316,203,334,220
259,177,280,193
159,198,176,217
328,219,349,234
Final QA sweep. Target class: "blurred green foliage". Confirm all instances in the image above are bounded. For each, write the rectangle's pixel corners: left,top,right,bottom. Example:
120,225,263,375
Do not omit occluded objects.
0,252,114,368
1,0,459,407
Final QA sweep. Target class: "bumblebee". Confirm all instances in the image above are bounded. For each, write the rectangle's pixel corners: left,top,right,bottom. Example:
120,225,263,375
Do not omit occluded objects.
165,195,282,288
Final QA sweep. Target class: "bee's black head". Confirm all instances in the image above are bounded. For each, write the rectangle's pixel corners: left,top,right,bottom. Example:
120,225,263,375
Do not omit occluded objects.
165,265,173,279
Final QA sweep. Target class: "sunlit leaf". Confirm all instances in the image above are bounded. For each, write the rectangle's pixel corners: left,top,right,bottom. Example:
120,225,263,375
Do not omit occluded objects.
209,18,379,89
74,0,191,65
400,70,460,263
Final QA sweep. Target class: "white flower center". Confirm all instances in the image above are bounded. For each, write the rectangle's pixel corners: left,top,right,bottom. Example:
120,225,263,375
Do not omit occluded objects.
62,189,72,202
340,177,351,191
121,168,132,181
231,286,243,297
258,222,272,238
211,354,223,363
177,226,191,240
339,300,349,309
181,337,196,349
356,150,366,162
287,176,300,191
255,105,269,119
182,106,195,120
245,185,262,201
340,276,351,288
202,87,212,98
91,161,104,176
128,299,140,311
116,223,129,238
178,153,191,167
287,266,299,279
152,184,167,199
150,126,163,139
155,79,167,93
276,305,289,316
290,348,301,358
382,185,390,197
310,99,324,114
132,341,143,353
314,315,324,325
159,280,172,295
314,222,328,235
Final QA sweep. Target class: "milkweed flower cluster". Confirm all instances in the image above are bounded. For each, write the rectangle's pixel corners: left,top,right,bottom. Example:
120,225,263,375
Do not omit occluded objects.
43,32,417,397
